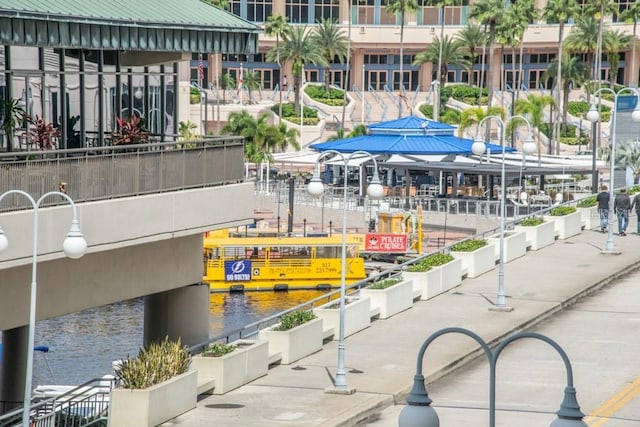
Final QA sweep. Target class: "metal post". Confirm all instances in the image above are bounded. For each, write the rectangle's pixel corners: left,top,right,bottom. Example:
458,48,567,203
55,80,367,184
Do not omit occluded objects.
303,219,307,237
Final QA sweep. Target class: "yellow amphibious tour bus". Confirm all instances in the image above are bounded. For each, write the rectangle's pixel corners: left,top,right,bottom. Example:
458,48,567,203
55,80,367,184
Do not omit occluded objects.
203,229,367,292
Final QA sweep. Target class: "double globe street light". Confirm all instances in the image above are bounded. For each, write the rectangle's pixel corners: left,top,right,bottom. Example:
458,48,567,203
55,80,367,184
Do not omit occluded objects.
308,150,384,393
0,190,88,427
398,327,588,427
472,115,537,310
586,86,640,254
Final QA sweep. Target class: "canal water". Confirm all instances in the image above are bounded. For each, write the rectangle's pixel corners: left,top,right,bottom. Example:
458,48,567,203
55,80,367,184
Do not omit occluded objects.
31,290,329,387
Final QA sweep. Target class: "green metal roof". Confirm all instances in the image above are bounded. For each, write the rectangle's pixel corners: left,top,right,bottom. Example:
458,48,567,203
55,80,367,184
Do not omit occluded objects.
0,0,260,53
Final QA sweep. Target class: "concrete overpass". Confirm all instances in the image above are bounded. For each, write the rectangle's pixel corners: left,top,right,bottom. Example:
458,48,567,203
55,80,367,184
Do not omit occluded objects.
0,139,254,409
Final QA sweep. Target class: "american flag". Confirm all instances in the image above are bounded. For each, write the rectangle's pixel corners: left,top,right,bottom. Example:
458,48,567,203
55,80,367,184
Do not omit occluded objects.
197,54,204,83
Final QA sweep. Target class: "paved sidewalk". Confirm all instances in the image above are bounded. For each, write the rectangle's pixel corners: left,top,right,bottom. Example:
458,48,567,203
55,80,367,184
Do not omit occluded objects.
163,228,640,427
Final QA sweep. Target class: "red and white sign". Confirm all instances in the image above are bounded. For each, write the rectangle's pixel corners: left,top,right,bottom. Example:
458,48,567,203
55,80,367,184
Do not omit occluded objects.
364,233,407,253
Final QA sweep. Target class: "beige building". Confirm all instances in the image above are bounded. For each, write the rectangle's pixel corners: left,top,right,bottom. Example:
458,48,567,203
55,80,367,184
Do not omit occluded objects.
191,0,640,94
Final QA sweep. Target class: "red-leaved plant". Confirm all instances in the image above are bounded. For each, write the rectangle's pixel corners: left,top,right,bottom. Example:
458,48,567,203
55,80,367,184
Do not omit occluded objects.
112,114,149,145
26,115,59,150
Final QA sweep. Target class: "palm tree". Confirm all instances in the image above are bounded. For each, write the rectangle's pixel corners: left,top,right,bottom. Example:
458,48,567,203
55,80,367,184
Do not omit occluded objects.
456,22,487,85
311,18,350,92
458,106,506,137
564,16,600,80
508,1,538,101
514,93,555,159
542,0,579,155
267,25,327,115
603,30,632,87
205,0,229,10
621,3,640,87
384,0,419,118
413,35,470,86
217,73,235,104
265,14,291,123
272,122,300,152
543,54,589,135
241,70,262,103
607,140,640,183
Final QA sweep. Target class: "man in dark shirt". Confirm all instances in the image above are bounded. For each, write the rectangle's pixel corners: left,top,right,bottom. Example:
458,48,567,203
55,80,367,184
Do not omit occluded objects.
596,185,610,233
614,188,631,236
631,190,640,234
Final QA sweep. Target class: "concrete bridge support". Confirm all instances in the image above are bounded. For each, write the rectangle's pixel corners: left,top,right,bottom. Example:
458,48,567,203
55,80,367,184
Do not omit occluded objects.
143,282,210,348
0,327,28,413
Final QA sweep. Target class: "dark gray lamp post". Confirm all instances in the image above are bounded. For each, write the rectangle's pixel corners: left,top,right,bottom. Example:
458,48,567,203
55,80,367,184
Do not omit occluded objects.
398,327,587,427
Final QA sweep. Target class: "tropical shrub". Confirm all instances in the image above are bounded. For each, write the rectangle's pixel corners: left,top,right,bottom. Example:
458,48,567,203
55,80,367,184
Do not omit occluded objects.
518,216,544,226
201,342,236,357
115,337,190,389
271,103,320,125
407,252,454,272
305,85,346,106
368,277,402,290
441,84,488,106
418,104,461,125
576,196,597,208
567,101,611,122
190,86,201,104
450,238,488,252
273,310,316,331
111,114,149,145
26,115,59,150
549,206,577,216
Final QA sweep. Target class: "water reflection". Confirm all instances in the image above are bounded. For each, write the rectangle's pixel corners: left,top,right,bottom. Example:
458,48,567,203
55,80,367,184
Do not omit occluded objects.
31,290,329,386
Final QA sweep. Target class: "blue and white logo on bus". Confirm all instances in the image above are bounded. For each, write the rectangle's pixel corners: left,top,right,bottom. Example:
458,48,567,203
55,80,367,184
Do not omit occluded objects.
224,260,252,281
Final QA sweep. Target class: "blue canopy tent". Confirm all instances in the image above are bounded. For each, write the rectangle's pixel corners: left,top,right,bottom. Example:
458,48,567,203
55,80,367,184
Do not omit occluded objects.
309,116,516,155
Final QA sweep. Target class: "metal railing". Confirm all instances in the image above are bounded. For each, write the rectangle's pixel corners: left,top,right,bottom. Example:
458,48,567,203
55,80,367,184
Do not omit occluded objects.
0,137,245,212
0,376,115,427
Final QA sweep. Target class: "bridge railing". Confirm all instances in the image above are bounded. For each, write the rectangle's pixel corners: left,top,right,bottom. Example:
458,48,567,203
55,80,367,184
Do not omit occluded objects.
0,136,245,212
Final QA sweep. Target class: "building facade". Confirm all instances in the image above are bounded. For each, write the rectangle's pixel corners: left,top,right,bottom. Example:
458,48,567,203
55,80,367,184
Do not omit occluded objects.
191,0,640,94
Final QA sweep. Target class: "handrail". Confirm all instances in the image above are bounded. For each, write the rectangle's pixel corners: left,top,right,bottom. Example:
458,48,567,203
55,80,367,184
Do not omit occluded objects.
269,83,280,102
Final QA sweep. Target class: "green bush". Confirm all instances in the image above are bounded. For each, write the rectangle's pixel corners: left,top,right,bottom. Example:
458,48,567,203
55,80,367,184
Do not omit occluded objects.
407,252,454,272
418,104,461,125
115,337,190,389
274,310,316,331
368,277,402,290
271,103,320,125
304,85,346,105
576,196,597,208
201,342,236,357
518,216,544,226
549,206,577,216
567,101,611,122
190,86,201,104
628,185,640,195
441,84,488,106
450,238,488,252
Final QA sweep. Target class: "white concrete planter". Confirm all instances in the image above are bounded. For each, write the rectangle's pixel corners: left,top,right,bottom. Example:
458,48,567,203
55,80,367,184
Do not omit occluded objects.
439,258,463,292
451,243,496,278
488,231,527,263
402,270,430,299
515,221,556,250
108,370,197,427
359,279,413,319
578,206,599,230
417,267,442,300
258,317,323,365
191,339,268,395
545,211,582,240
313,296,371,339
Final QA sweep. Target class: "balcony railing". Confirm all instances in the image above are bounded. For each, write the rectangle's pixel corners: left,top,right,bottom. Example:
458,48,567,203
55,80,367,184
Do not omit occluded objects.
0,136,245,212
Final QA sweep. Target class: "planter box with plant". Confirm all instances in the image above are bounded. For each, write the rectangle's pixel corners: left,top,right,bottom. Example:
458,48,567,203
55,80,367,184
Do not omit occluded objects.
450,238,495,278
514,216,556,250
576,196,598,230
313,296,371,340
359,276,413,319
487,230,527,263
191,339,268,395
405,253,461,300
544,206,581,240
258,310,323,365
109,337,196,427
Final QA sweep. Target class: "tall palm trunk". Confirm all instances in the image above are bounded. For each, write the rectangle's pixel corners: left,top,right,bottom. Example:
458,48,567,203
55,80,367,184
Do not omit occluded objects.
434,5,446,121
398,8,405,118
341,16,352,130
478,24,487,104
277,34,282,124
632,22,638,86
553,22,564,155
486,24,496,110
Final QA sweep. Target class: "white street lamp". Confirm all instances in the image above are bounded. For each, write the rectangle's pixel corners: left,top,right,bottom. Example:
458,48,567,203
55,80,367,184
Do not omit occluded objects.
472,115,536,311
586,86,640,254
308,150,383,393
0,190,87,427
398,327,588,427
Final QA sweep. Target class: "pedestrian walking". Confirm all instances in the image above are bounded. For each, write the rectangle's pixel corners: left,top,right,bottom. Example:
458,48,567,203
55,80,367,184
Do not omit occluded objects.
614,188,631,236
596,185,610,233
630,190,640,234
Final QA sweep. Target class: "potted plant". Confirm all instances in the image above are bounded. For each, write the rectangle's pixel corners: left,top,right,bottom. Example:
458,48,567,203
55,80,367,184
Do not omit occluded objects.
109,337,197,427
313,296,372,340
450,238,496,278
258,310,323,365
359,275,413,319
1,98,29,151
576,196,599,230
487,229,527,263
191,339,268,395
26,115,60,150
514,216,556,250
111,113,149,146
544,205,581,240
